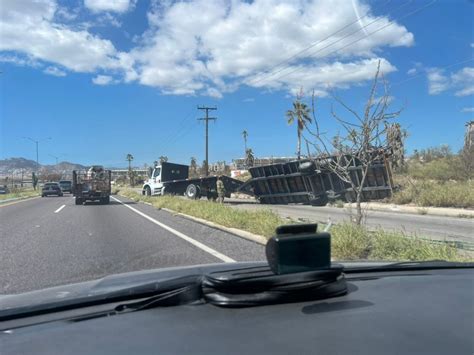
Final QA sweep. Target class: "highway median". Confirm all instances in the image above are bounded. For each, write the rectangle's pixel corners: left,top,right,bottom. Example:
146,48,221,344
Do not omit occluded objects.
0,188,40,203
119,188,470,262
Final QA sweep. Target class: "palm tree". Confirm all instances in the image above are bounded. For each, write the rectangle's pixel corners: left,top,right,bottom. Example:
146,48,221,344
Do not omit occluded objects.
286,100,312,160
241,130,248,153
126,154,134,186
126,154,134,170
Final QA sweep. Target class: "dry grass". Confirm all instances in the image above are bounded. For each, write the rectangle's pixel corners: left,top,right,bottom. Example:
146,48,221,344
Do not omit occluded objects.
392,178,474,208
0,188,39,201
120,188,469,262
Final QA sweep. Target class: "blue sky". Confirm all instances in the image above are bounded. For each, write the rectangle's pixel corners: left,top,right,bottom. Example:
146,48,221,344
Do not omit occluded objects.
1,0,473,168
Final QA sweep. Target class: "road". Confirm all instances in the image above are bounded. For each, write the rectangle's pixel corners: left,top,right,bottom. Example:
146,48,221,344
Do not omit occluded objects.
226,199,474,245
0,196,265,294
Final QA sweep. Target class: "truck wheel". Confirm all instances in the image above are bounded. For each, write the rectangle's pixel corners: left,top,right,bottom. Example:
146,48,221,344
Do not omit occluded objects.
310,195,329,207
100,196,110,204
144,186,151,196
185,184,201,199
75,198,83,205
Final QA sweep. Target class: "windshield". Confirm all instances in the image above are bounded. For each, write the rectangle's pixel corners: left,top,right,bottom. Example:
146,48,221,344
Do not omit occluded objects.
0,0,472,303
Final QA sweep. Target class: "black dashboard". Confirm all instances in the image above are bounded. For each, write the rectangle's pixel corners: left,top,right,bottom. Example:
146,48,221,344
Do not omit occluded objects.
2,268,473,354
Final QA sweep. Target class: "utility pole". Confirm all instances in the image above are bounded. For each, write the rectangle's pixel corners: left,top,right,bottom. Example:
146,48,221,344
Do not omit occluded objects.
197,106,217,176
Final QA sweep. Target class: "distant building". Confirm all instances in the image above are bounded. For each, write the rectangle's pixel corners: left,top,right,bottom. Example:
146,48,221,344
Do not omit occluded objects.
232,156,297,170
110,169,148,181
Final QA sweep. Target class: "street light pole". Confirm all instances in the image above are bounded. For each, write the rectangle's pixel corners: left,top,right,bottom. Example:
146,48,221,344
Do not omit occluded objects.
49,154,59,166
23,137,51,172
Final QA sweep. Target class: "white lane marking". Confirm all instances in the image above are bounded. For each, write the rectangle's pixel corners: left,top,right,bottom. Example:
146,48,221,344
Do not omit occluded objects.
54,204,66,213
111,196,235,263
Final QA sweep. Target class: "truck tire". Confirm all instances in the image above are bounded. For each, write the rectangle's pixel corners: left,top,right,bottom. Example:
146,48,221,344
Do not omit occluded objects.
185,184,201,199
75,198,83,205
101,196,110,204
310,195,329,206
144,186,151,196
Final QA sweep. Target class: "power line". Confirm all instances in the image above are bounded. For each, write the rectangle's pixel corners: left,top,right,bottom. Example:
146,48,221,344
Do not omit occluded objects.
392,57,474,87
254,0,436,86
197,106,217,177
249,0,404,86
150,107,196,157
167,120,200,146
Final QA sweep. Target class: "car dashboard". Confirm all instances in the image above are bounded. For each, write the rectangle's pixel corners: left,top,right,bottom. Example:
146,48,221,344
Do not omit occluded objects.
1,268,472,355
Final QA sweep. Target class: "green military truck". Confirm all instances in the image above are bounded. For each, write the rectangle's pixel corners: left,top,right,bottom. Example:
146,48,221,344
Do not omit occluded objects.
73,166,112,205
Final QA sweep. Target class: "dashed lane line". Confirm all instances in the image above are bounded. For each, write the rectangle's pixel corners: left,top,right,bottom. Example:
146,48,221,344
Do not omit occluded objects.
54,204,66,213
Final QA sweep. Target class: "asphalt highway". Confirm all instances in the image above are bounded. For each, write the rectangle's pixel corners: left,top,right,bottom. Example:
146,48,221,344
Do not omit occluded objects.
0,195,265,294
226,199,474,244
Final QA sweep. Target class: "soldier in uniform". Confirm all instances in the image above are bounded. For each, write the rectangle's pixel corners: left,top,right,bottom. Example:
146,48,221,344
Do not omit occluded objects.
216,176,225,204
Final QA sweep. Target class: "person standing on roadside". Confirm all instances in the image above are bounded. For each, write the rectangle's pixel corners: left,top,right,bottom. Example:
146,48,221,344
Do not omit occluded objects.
216,176,225,204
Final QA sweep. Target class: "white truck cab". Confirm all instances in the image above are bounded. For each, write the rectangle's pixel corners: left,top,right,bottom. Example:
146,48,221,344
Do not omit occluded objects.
142,162,189,196
142,166,163,196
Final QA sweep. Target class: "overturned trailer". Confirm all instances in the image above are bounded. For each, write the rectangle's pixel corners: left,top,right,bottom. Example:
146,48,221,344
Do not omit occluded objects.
242,155,394,206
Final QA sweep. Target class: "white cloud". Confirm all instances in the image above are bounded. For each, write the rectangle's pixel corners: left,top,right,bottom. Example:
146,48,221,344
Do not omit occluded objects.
407,68,417,75
95,13,122,28
1,0,414,97
92,75,114,85
55,6,79,21
243,98,255,102
427,69,449,95
461,107,474,113
0,54,41,68
427,66,474,96
84,0,134,13
471,43,474,48
129,0,412,96
452,67,474,97
43,66,66,76
0,0,127,73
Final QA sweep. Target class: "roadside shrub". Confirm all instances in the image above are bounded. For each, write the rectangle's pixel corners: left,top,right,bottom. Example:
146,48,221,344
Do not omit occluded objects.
119,189,469,262
331,224,371,260
0,188,39,201
370,229,460,261
391,180,474,208
120,188,284,237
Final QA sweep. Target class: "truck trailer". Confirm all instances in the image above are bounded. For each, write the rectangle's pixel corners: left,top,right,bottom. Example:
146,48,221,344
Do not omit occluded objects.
142,156,393,206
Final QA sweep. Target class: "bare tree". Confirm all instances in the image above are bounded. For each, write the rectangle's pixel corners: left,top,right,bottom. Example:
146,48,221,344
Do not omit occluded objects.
386,122,407,172
305,61,401,225
245,148,255,168
189,157,198,178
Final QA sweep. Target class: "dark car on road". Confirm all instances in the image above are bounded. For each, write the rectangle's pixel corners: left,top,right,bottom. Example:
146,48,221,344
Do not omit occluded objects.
59,180,73,193
41,182,63,197
0,185,10,194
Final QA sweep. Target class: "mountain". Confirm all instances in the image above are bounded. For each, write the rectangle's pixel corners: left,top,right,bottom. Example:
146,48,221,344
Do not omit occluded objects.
0,157,38,173
0,157,86,175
